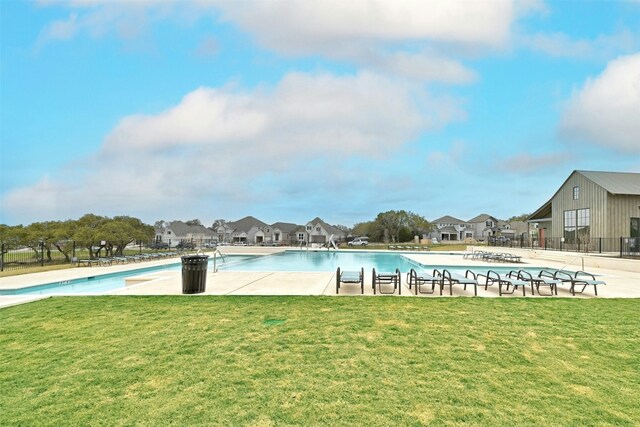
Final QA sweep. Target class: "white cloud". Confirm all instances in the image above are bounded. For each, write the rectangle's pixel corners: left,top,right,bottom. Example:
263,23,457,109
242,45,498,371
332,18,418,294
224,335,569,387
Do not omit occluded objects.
3,72,465,223
560,53,640,152
217,1,515,51
34,0,527,83
522,30,638,60
216,0,517,82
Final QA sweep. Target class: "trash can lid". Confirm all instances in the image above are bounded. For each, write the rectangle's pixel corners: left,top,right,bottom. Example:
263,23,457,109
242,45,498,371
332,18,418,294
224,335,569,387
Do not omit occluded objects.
181,254,210,260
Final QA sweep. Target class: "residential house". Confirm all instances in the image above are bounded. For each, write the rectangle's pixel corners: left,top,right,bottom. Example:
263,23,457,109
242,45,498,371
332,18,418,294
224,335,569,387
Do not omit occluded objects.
467,214,500,241
226,216,270,244
528,170,640,251
296,217,347,245
271,222,299,246
430,216,471,241
155,221,216,248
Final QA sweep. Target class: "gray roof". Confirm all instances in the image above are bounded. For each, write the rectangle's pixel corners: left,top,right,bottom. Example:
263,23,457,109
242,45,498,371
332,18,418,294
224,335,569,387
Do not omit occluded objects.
228,216,268,232
467,214,498,223
166,221,192,237
432,215,465,224
271,222,299,232
167,221,214,237
578,170,640,195
308,217,346,237
437,226,459,234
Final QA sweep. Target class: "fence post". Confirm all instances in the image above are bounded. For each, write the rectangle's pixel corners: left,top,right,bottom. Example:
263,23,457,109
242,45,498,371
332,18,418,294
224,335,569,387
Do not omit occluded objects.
620,237,623,258
1,243,4,272
73,241,76,259
598,238,602,254
40,241,45,267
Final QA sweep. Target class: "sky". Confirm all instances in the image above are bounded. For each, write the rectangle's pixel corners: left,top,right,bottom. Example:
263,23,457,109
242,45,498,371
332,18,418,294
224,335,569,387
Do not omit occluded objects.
1,0,639,228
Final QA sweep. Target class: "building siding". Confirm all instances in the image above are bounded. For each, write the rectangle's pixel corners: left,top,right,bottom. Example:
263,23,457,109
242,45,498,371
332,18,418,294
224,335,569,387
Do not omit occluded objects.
608,195,640,237
550,172,608,238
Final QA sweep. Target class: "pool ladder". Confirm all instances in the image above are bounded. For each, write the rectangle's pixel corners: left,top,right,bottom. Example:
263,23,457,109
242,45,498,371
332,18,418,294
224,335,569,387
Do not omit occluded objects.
212,249,225,272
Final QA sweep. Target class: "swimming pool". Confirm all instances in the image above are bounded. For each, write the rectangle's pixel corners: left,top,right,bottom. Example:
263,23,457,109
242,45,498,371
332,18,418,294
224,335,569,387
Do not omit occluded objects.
1,251,544,295
217,251,424,272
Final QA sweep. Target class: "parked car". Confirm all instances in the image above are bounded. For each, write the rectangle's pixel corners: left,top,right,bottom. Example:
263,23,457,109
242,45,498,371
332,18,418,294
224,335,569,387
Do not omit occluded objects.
150,242,169,249
203,242,217,248
176,242,195,250
348,237,369,246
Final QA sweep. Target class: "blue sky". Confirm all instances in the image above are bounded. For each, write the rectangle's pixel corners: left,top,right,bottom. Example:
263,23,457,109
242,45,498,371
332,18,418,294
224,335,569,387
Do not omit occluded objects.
1,0,639,227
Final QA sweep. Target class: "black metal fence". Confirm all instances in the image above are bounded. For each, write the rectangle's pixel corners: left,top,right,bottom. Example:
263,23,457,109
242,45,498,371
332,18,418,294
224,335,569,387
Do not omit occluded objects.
0,239,201,272
488,236,640,258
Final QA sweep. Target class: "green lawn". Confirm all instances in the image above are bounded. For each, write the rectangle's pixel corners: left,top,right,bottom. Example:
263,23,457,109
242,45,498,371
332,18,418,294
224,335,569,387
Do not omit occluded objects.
1,297,638,426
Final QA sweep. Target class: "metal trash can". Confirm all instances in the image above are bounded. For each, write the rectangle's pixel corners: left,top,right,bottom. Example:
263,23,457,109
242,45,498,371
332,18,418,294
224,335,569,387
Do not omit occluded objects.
181,255,209,294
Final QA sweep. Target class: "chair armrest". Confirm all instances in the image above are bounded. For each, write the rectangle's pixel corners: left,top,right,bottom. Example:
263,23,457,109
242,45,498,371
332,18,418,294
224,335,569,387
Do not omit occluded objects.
575,271,596,280
554,270,573,281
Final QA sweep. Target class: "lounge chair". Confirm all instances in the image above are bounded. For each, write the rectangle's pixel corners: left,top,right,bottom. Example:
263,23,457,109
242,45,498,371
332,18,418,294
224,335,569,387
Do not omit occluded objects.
77,259,101,267
516,270,560,296
438,269,479,296
546,270,606,296
485,270,528,296
501,253,522,263
336,267,365,294
407,268,440,295
372,268,401,295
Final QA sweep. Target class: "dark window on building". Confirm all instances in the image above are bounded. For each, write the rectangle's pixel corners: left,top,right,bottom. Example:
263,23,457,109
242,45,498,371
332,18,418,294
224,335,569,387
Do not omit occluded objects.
564,208,590,243
573,186,579,200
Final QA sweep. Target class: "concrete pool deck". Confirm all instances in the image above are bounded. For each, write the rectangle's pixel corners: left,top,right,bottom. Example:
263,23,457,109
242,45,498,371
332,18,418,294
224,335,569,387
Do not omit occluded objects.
1,246,639,308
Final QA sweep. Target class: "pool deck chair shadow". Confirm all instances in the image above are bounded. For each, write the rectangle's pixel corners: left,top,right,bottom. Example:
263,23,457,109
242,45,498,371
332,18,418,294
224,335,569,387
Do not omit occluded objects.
336,267,365,294
437,269,478,296
372,268,401,295
484,270,528,296
407,268,440,295
542,269,606,296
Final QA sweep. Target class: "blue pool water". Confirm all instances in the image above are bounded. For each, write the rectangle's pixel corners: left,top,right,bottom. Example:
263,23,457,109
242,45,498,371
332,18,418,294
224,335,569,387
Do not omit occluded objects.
1,251,545,295
217,251,427,272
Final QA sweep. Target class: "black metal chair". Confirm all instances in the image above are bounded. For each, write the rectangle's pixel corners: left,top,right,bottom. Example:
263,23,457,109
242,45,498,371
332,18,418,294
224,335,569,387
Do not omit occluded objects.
407,268,440,295
372,268,401,295
336,267,364,294
439,269,479,296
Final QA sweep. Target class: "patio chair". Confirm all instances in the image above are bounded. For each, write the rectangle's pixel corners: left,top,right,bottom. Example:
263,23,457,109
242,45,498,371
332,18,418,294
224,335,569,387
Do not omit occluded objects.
551,270,606,296
407,268,440,295
77,259,101,267
516,270,560,296
336,267,365,294
502,253,522,263
438,269,479,296
372,268,401,295
485,270,528,296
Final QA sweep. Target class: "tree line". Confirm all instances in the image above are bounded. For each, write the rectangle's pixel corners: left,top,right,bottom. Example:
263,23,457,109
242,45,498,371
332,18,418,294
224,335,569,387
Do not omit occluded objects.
351,210,433,243
0,214,154,261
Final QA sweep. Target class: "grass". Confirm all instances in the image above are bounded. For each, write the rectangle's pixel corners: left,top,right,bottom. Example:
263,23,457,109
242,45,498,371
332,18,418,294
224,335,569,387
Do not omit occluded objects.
1,297,639,426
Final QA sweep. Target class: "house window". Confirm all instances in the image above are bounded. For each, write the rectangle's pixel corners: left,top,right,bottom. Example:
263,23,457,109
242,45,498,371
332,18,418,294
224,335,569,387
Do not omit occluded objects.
486,221,492,227
573,186,579,200
306,226,312,231
298,233,305,240
316,227,321,232
564,208,590,243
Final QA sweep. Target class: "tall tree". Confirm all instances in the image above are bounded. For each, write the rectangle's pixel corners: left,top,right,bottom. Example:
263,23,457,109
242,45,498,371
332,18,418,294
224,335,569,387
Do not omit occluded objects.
72,214,108,258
